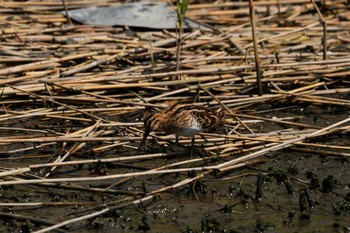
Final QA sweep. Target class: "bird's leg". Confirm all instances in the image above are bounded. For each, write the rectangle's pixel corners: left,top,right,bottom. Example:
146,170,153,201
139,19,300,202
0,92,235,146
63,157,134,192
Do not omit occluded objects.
190,136,195,157
223,124,229,144
175,135,179,144
199,134,206,148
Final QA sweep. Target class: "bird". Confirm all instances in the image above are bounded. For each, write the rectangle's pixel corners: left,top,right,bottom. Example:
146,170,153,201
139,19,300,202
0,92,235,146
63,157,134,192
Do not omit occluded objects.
139,102,225,154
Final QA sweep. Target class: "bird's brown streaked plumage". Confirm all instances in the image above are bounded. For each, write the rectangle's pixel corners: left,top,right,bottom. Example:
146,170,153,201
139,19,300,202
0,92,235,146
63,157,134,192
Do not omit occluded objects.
139,102,225,149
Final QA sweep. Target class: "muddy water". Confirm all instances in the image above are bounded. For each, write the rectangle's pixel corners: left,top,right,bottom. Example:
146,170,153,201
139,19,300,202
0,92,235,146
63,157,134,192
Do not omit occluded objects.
0,105,349,233
84,152,349,233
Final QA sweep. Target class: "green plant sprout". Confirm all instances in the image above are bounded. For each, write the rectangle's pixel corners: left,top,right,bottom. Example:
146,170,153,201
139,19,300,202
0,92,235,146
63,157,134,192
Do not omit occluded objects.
175,0,189,75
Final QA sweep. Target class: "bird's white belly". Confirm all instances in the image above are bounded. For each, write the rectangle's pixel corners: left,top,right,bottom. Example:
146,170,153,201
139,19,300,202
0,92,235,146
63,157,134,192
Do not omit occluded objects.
176,124,202,136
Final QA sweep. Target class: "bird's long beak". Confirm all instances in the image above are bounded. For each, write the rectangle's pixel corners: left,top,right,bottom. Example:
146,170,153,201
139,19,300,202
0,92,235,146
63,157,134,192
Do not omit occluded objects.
139,125,151,150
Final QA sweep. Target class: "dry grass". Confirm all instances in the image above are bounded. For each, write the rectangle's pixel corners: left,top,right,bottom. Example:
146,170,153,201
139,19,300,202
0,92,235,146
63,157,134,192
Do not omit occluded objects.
0,0,350,232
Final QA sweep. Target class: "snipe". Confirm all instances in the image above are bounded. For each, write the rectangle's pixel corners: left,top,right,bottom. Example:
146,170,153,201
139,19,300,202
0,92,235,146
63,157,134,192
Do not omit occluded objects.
139,102,225,153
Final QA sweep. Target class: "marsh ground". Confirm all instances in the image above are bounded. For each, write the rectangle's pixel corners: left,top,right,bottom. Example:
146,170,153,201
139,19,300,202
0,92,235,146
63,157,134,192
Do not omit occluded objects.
1,103,349,233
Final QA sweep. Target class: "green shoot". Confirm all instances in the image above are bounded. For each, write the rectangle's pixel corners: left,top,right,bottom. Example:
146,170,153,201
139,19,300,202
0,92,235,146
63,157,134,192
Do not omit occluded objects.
175,0,189,75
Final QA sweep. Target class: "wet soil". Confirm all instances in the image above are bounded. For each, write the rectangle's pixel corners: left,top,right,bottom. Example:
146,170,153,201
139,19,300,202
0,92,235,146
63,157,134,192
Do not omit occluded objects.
0,103,349,233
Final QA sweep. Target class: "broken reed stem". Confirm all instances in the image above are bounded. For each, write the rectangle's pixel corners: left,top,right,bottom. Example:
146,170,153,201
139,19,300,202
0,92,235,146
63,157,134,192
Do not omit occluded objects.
44,120,103,178
248,0,263,96
214,116,350,170
0,202,96,207
2,58,350,96
34,170,214,233
0,152,182,178
0,1,349,231
310,0,327,60
33,208,111,233
61,0,72,25
227,112,321,129
0,212,62,230
5,84,107,123
291,147,350,158
0,162,256,186
1,116,349,186
6,124,345,179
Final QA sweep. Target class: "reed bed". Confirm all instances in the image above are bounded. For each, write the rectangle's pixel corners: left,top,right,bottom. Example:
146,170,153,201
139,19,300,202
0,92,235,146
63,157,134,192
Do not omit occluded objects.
0,0,349,232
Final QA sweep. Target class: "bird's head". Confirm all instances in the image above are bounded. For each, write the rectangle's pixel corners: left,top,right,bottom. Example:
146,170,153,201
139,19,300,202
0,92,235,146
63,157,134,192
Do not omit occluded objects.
139,112,162,149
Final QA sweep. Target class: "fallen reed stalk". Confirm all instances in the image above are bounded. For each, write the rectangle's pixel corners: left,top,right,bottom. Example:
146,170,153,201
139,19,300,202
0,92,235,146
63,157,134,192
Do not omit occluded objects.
1,116,349,186
1,1,349,231
310,0,327,60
